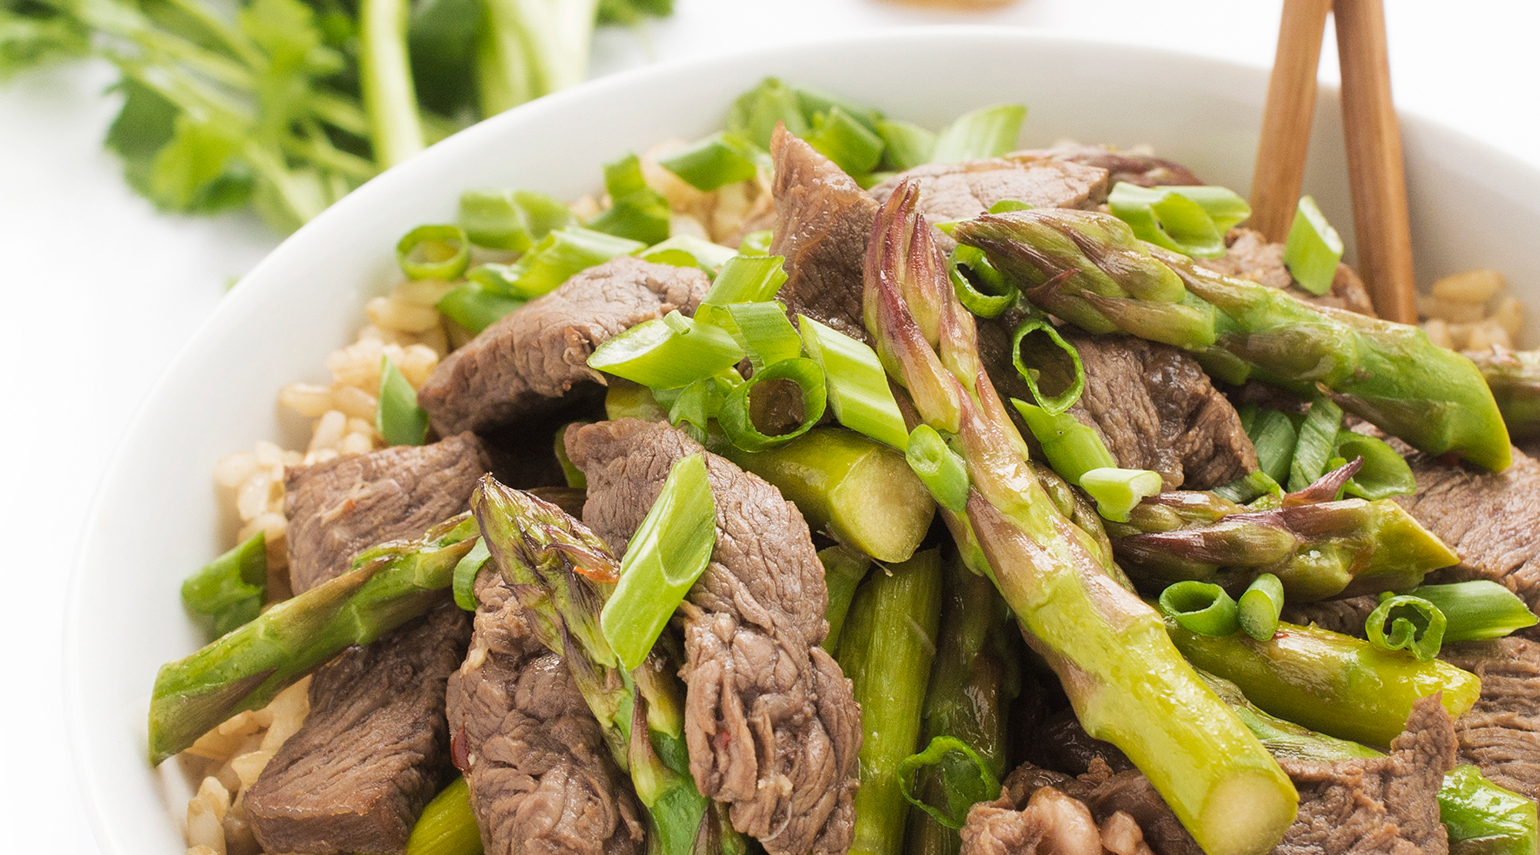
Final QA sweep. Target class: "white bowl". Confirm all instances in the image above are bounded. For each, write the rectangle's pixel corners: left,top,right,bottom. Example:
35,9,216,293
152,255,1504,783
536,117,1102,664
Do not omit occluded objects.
65,26,1540,855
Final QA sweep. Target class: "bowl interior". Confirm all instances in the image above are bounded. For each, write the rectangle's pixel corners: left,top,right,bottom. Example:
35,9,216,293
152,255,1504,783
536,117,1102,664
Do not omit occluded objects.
65,26,1540,855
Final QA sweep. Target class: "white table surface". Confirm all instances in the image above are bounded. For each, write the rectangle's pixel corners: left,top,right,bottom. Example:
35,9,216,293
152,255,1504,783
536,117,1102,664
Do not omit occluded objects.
3,0,1536,851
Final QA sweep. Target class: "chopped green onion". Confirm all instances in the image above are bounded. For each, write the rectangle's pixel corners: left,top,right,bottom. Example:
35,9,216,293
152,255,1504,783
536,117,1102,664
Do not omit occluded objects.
1366,595,1447,661
795,85,884,134
897,736,1002,830
436,281,524,334
404,776,483,855
1439,765,1539,855
377,355,430,447
1158,580,1241,637
905,424,969,513
181,531,267,638
876,119,937,172
585,153,671,246
726,77,807,150
1011,317,1085,414
1080,466,1164,522
1283,195,1344,296
665,375,729,444
1108,184,1251,259
1213,470,1284,504
458,188,572,252
397,224,470,280
1237,401,1259,434
471,227,646,298
1288,397,1345,492
719,358,825,452
554,426,586,489
1397,582,1539,642
820,545,872,654
1012,400,1116,485
948,245,1017,318
739,230,774,256
635,235,739,274
806,106,885,178
929,104,1027,163
1247,408,1299,485
799,315,910,450
600,454,717,669
719,301,802,369
987,199,1034,214
1238,573,1285,641
450,540,490,612
658,132,764,191
702,254,788,305
1332,430,1416,500
589,311,745,390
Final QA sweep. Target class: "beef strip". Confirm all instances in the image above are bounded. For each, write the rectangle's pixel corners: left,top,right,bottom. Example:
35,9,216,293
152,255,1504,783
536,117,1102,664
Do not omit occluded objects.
1439,638,1540,800
997,330,1255,490
417,257,710,436
446,569,646,855
962,775,1153,855
566,419,861,855
964,761,1193,855
869,155,1108,221
768,126,879,344
1018,143,1203,188
283,432,491,594
1196,228,1377,317
246,605,472,854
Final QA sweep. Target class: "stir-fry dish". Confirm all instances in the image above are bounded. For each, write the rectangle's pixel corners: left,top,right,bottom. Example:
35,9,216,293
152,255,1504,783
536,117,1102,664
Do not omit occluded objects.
155,78,1540,855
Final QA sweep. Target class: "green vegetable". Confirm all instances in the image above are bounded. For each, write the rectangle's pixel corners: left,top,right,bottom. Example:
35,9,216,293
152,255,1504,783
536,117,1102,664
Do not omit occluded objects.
702,254,788,305
396,224,469,280
1440,765,1539,855
458,188,572,251
947,245,1017,318
450,539,490,612
718,357,825,451
1332,429,1416,499
899,737,1001,830
1237,573,1284,642
436,282,524,334
586,151,671,245
589,310,745,389
377,355,430,446
1012,400,1118,484
180,531,267,638
1467,346,1540,442
636,235,738,273
726,77,807,150
877,119,937,172
600,453,716,670
1108,183,1251,258
1159,580,1241,637
906,424,970,514
1365,595,1447,661
405,777,483,855
658,132,763,191
473,227,645,298
738,229,773,256
1282,196,1344,296
800,314,911,449
1079,466,1163,523
359,0,423,167
1288,397,1344,492
929,104,1026,163
713,301,801,370
150,514,479,763
806,106,885,179
1395,582,1539,642
838,549,944,855
1247,408,1299,485
1010,317,1084,414
819,545,871,654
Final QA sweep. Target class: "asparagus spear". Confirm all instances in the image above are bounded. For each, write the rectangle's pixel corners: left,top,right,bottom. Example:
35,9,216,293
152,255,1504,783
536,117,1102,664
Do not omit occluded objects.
1168,618,1481,747
865,183,1298,855
820,545,872,653
471,478,738,855
1201,673,1538,855
149,514,478,764
1467,346,1540,441
953,210,1513,471
837,549,945,855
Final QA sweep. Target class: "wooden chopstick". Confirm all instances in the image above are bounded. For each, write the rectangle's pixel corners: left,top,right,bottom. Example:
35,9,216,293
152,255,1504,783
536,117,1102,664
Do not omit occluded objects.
1249,0,1334,244
1334,0,1418,324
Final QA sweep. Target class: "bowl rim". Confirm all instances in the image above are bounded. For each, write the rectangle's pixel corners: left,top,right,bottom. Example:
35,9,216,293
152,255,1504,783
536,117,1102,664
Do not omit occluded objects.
61,22,1539,855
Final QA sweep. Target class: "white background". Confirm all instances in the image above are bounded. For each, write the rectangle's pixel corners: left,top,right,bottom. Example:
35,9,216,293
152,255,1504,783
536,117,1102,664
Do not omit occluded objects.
2,0,1536,851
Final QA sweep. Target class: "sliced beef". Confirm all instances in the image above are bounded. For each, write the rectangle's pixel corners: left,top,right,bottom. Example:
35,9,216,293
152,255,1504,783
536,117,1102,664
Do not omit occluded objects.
284,432,491,594
1281,596,1377,637
246,605,472,854
1439,638,1540,800
995,330,1255,490
566,419,860,855
768,126,879,344
1196,228,1377,317
446,569,646,855
962,777,1152,855
1274,694,1457,855
1019,143,1202,188
418,257,709,436
869,155,1108,222
965,761,1196,855
1390,442,1540,639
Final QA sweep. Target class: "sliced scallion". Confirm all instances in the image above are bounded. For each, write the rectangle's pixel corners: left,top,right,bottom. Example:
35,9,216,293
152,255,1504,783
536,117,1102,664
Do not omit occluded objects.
1366,595,1447,662
1283,195,1344,296
1238,573,1285,641
377,355,430,447
905,424,969,513
1080,466,1164,523
586,152,671,245
666,375,730,444
1398,582,1539,642
404,775,482,855
658,132,764,191
600,453,717,670
1332,430,1416,500
739,230,774,256
458,188,572,251
897,736,1002,830
1247,408,1299,486
719,357,826,452
450,539,490,612
820,545,873,654
1012,400,1116,485
1212,470,1284,504
588,311,746,390
1158,580,1241,637
554,426,586,489
948,245,1017,318
635,235,739,274
180,531,267,638
1288,397,1345,492
396,224,470,280
726,77,807,149
987,199,1034,214
721,301,803,370
1107,184,1250,259
471,227,646,298
795,84,884,134
799,315,910,450
1011,317,1085,415
806,106,885,178
876,119,937,172
436,281,524,334
702,254,788,305
930,104,1027,163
